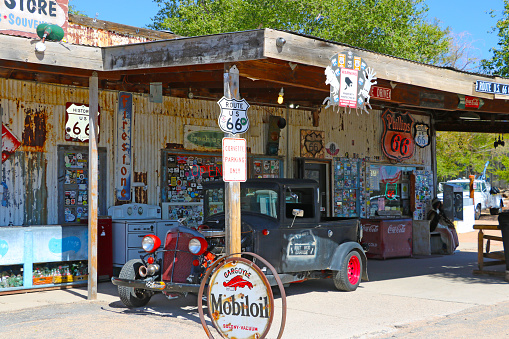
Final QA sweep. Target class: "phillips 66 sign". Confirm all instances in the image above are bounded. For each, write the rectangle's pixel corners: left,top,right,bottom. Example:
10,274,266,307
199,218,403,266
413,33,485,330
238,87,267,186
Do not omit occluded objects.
217,97,250,135
381,109,415,162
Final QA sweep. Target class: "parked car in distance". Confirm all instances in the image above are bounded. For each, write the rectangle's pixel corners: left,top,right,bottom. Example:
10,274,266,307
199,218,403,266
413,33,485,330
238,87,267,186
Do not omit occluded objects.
111,179,368,308
438,178,503,219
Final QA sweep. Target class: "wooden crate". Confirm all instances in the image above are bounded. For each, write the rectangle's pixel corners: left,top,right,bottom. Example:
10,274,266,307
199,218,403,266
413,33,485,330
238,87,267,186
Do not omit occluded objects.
32,277,53,285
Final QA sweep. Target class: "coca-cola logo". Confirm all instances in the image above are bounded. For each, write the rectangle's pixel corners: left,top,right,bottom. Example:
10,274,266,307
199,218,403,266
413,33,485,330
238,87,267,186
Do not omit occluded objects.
362,224,379,232
387,224,406,234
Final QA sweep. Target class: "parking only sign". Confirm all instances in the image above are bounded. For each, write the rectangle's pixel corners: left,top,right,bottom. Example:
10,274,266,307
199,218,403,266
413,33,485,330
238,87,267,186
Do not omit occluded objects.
222,138,247,182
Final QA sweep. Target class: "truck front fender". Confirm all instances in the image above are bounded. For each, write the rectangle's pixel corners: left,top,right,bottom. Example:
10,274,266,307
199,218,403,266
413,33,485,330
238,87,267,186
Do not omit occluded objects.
328,242,368,281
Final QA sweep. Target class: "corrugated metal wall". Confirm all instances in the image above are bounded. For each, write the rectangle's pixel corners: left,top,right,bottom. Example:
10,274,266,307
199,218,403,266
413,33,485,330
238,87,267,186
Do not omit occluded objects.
0,78,431,226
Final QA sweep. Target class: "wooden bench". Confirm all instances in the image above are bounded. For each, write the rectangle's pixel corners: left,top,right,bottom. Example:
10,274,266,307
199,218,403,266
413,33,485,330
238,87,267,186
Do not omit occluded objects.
473,222,506,276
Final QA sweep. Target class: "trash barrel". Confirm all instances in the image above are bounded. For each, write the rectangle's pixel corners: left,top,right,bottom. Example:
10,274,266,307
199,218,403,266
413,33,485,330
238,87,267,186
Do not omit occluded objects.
497,212,509,274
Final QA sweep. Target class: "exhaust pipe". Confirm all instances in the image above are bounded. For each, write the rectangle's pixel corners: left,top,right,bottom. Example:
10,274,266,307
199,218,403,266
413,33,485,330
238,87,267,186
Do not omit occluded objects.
139,265,148,277
147,264,160,276
139,264,160,277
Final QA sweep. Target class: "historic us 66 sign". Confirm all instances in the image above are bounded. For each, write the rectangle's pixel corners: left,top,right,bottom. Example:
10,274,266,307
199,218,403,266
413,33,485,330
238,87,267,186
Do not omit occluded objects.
207,257,274,339
217,97,250,134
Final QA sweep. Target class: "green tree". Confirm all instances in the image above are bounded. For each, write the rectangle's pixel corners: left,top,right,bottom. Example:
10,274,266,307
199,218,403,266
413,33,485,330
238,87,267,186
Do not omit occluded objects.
149,0,450,64
69,0,87,16
480,0,509,75
436,131,507,183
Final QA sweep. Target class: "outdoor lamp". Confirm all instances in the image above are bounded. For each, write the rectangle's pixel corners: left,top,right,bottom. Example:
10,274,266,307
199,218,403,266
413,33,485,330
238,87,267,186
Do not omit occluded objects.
277,88,284,105
35,23,64,53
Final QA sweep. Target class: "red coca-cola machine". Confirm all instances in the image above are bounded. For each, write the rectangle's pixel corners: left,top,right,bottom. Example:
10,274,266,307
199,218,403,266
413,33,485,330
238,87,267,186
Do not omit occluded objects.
360,218,413,259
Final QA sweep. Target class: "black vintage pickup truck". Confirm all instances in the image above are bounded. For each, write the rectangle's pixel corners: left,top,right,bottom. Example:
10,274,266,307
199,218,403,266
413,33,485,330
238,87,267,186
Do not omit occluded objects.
112,179,368,307
201,179,368,290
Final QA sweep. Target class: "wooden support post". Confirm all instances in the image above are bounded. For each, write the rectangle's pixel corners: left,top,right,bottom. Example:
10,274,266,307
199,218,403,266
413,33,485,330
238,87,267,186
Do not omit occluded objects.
88,72,99,300
224,64,241,255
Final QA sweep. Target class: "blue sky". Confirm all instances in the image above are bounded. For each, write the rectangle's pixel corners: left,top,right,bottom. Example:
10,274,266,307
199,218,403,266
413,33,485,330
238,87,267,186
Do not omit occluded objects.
70,0,504,63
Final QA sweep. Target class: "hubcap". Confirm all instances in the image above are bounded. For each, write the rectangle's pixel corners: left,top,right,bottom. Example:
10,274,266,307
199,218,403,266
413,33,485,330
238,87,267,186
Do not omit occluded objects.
347,255,361,285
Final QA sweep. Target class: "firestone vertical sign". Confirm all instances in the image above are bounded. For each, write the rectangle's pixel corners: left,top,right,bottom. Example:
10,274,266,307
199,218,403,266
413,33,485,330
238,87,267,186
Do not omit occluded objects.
116,92,132,201
0,0,69,39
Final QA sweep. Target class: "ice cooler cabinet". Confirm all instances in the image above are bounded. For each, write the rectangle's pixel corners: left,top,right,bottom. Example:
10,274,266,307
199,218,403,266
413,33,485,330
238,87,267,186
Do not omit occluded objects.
360,218,413,259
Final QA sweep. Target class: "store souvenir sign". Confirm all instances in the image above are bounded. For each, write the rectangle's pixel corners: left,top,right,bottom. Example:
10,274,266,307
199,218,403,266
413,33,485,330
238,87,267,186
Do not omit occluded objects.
414,123,430,148
222,137,247,182
323,51,377,114
381,109,415,162
217,97,250,135
65,103,100,142
2,123,21,162
207,257,274,339
475,80,509,95
116,92,132,201
0,0,68,39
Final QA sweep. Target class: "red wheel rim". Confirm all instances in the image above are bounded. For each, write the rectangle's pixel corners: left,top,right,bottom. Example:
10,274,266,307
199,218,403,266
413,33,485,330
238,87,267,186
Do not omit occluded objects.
347,255,361,285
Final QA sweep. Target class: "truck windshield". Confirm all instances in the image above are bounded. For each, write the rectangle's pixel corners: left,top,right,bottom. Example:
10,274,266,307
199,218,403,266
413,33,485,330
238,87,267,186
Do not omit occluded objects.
438,181,482,193
204,187,279,219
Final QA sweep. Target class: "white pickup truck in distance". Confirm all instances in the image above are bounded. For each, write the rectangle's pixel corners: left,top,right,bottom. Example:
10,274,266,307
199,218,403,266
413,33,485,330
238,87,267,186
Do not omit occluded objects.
438,179,503,219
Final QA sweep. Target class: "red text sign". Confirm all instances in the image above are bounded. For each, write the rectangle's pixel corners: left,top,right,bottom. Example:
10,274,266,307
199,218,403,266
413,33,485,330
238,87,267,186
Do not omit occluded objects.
369,86,392,100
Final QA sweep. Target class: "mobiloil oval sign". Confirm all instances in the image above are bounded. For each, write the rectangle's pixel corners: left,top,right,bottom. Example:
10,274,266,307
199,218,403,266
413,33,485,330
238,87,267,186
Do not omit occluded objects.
207,257,274,339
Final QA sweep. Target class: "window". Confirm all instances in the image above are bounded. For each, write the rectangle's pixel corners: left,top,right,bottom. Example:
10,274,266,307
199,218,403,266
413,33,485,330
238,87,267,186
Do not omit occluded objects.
285,187,315,219
204,187,279,219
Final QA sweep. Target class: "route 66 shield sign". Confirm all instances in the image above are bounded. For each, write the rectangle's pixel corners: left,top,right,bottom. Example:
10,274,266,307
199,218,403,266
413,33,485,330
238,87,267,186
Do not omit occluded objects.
217,97,250,135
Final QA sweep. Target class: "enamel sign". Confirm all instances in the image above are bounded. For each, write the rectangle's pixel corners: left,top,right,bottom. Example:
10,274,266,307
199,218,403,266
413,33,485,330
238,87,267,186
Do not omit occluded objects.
381,109,415,162
414,123,430,148
65,103,100,142
207,258,274,339
217,97,250,135
116,92,132,201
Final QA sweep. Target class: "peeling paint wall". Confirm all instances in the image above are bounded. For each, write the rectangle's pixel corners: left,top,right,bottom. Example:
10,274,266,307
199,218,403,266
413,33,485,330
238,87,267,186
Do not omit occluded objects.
0,78,431,226
66,24,154,47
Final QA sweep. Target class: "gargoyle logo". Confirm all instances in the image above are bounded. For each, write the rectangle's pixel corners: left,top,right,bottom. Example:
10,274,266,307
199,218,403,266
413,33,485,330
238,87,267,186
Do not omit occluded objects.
223,275,253,290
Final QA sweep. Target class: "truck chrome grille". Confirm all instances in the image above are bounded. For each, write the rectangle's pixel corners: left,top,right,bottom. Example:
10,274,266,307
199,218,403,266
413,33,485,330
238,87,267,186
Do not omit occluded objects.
162,231,194,283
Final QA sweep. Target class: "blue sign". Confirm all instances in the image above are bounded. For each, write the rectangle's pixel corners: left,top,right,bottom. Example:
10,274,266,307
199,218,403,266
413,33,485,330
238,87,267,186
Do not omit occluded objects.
475,80,509,95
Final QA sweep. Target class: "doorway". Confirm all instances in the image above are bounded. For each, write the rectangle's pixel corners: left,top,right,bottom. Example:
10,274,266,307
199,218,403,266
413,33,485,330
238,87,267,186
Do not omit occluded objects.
297,160,330,218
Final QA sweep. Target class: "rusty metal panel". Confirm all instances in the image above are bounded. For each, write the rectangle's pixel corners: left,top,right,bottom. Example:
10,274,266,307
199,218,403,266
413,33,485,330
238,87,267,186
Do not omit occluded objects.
66,24,152,47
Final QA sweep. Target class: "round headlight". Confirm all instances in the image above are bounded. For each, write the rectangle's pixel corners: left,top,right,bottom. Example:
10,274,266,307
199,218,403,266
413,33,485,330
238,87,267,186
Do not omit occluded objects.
142,234,161,253
188,237,208,255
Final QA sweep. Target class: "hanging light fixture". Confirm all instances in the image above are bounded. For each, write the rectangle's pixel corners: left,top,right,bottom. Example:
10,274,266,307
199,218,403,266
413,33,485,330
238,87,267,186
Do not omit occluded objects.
277,88,284,105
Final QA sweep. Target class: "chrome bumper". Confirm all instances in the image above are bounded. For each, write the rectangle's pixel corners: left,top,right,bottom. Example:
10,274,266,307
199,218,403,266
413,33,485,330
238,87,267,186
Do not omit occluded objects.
111,277,201,293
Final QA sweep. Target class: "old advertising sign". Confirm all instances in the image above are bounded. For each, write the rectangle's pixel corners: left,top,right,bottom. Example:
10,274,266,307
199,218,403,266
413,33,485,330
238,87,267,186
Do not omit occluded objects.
414,123,430,148
207,257,274,339
222,137,247,182
0,0,69,39
301,130,324,158
217,97,250,135
369,86,392,101
381,109,415,162
65,103,100,142
324,51,377,114
457,95,484,109
2,123,21,162
116,92,132,201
